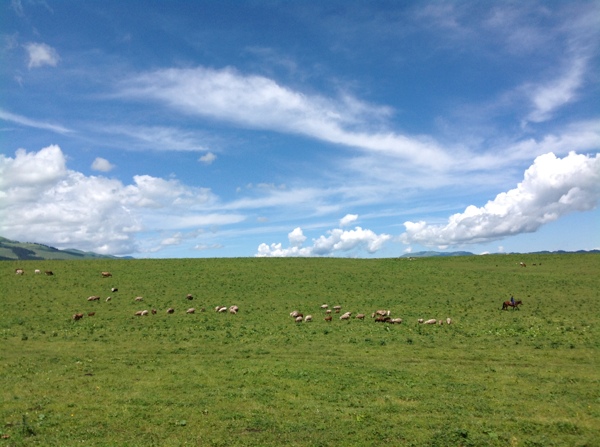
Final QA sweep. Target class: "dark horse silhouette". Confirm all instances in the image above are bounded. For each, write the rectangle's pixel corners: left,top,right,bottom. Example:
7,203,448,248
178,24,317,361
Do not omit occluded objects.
502,300,522,310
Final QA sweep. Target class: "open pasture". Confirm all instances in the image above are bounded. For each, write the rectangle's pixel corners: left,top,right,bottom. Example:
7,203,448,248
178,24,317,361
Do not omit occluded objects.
1,254,599,446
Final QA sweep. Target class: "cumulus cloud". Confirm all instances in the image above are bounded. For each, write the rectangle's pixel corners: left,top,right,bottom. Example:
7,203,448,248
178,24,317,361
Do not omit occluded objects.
25,42,59,68
400,152,600,247
198,152,216,164
91,157,115,172
340,214,358,226
0,145,244,255
256,223,391,257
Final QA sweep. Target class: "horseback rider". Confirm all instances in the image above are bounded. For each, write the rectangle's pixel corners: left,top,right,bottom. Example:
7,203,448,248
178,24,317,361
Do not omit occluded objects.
510,295,515,306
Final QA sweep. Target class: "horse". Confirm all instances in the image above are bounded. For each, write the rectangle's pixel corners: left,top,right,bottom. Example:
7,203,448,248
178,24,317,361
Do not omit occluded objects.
502,300,522,310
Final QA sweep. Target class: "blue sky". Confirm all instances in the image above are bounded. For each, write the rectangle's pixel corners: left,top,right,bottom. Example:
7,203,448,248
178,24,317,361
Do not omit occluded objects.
1,0,599,258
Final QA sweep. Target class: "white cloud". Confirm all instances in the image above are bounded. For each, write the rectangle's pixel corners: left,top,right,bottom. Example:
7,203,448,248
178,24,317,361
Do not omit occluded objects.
117,66,454,169
0,108,72,134
0,145,244,255
25,42,59,68
91,157,115,172
524,57,587,125
400,152,600,247
256,222,391,257
340,213,358,227
199,152,216,164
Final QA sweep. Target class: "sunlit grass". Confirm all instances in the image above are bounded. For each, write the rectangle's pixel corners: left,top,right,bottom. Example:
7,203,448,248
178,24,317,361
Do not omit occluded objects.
1,254,599,446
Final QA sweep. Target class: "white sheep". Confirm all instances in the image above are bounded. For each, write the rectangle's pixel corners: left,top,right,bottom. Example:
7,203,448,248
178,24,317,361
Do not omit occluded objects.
186,308,195,314
446,318,452,325
304,315,313,322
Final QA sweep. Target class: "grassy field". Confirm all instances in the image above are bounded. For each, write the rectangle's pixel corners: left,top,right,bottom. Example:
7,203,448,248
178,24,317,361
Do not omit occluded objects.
1,254,599,446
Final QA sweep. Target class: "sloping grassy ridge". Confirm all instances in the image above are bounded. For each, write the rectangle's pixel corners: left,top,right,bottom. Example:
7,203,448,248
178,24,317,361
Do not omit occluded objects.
1,254,598,446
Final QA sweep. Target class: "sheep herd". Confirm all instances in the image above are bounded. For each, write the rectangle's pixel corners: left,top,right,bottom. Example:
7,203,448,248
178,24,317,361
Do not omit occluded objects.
291,304,452,326
69,271,240,321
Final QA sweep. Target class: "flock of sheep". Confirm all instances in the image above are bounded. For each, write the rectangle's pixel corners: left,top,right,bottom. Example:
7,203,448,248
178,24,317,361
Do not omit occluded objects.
15,268,451,326
290,304,452,326
72,271,240,321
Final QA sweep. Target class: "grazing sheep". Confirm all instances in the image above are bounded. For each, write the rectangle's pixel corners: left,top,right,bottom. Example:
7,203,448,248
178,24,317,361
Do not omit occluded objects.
87,312,95,317
186,294,193,300
105,296,111,302
324,315,333,322
141,310,149,316
340,313,351,321
101,271,112,277
355,313,366,319
438,320,444,325
72,313,84,320
45,270,54,276
320,304,328,309
186,308,195,314
304,315,313,322
446,318,452,325
333,305,342,313
135,296,143,302
218,306,228,313
151,309,157,314
373,309,391,317
417,318,424,324
375,316,391,323
389,318,403,324
134,310,144,316
15,269,24,275
423,319,437,325
87,296,100,301
229,305,239,313
34,269,41,274
295,316,303,323
111,287,118,292
166,308,175,314
290,310,300,318
326,309,332,314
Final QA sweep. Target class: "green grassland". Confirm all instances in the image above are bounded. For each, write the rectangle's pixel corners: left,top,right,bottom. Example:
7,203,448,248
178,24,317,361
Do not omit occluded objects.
1,254,599,446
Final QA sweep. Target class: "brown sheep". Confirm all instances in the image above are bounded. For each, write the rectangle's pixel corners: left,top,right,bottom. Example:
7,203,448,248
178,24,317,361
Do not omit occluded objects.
355,313,366,320
87,312,96,317
186,294,194,300
45,270,54,276
72,313,84,320
324,315,332,322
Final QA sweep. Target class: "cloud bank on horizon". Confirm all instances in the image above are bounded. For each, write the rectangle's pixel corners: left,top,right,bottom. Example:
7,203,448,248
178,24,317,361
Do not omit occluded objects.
1,1,599,257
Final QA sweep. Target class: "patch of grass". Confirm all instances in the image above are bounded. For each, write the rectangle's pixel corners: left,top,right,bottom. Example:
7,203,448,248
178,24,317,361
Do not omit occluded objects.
0,254,599,446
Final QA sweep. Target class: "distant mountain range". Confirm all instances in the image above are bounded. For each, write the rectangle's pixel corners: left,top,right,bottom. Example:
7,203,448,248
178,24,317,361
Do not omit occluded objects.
401,249,599,258
0,237,128,261
1,236,597,261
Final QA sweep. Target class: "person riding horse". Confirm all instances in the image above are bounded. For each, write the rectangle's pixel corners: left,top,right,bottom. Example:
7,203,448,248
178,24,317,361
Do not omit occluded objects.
510,296,515,306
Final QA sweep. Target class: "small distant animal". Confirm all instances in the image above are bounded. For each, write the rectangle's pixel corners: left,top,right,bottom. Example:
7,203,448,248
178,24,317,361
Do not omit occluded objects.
34,269,41,274
101,271,112,277
87,312,95,317
166,308,175,314
15,269,24,275
186,294,194,300
111,287,118,292
87,296,101,301
73,313,84,320
45,270,54,276
186,308,195,314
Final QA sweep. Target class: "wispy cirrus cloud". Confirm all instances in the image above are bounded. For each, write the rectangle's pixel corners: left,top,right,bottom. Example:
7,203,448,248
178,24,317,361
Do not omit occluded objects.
117,66,455,170
0,108,72,134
